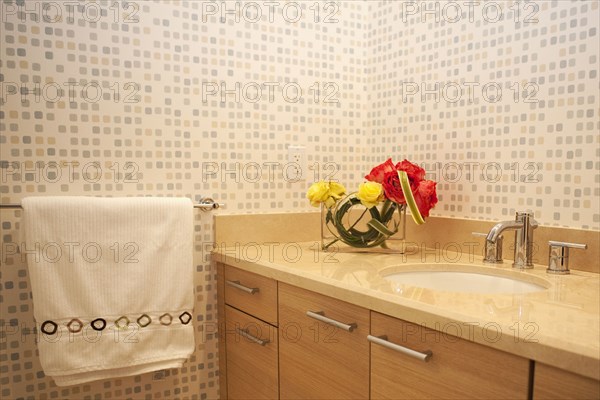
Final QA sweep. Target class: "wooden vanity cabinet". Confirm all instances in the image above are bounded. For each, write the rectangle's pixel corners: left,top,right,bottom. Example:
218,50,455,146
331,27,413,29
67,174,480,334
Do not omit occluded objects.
278,283,370,399
370,312,530,399
218,264,279,400
217,262,596,400
533,363,600,399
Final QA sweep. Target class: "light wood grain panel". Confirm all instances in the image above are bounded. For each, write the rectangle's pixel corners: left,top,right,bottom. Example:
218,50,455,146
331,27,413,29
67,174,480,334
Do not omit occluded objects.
370,311,530,399
216,263,227,400
279,283,369,400
533,363,600,399
224,265,278,325
225,305,278,400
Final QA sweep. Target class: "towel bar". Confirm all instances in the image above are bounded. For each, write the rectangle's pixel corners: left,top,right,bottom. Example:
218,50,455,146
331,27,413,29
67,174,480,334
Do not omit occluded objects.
0,197,224,211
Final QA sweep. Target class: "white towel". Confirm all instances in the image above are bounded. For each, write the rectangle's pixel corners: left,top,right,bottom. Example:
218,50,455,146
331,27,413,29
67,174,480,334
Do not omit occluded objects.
20,196,195,386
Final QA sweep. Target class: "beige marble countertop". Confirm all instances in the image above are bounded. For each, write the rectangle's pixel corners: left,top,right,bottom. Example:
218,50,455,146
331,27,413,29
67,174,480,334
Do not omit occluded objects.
212,242,600,380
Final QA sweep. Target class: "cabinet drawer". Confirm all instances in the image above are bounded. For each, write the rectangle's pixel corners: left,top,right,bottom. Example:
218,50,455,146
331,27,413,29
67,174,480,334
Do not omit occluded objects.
224,265,277,325
225,305,278,400
279,283,369,399
533,363,600,399
370,311,530,399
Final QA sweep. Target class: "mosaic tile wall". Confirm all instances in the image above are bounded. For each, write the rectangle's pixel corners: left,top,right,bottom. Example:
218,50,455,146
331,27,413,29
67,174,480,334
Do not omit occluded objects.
1,0,599,398
365,0,600,229
0,0,367,399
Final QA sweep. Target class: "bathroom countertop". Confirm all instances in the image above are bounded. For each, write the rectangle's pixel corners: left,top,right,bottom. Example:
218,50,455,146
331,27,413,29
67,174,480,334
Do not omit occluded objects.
212,242,600,380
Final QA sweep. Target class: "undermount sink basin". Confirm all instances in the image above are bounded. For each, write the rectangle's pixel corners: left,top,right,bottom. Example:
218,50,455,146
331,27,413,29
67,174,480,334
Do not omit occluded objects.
382,265,548,294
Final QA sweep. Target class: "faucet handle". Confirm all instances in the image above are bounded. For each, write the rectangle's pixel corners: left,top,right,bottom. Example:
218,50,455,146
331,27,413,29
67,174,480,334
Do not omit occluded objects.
472,232,503,263
547,241,587,275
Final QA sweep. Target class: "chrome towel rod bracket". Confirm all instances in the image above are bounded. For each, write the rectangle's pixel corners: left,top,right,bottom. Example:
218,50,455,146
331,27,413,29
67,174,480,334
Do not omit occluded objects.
0,197,224,211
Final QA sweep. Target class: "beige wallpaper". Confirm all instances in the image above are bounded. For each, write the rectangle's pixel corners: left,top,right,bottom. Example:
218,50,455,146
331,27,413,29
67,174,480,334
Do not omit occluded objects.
0,0,598,399
365,0,600,229
0,0,367,399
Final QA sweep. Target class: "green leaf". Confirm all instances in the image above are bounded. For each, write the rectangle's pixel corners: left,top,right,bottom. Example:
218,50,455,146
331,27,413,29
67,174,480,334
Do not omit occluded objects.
398,170,425,225
327,193,400,248
326,209,333,224
367,218,396,236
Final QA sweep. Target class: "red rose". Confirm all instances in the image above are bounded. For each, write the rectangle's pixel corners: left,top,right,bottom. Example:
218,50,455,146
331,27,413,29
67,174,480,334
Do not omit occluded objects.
366,158,437,218
413,180,438,217
396,159,425,187
381,171,406,204
365,158,395,184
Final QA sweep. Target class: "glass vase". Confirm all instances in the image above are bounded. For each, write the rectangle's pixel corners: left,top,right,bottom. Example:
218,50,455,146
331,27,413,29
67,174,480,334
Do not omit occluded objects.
321,193,406,253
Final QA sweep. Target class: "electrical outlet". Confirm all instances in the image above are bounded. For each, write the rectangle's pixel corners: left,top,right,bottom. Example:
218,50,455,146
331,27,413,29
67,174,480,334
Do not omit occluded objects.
287,145,307,181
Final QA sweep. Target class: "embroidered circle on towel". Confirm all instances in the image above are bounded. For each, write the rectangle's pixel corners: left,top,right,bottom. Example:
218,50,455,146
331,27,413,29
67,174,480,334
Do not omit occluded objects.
41,320,58,335
91,318,107,331
159,313,173,326
67,318,83,333
179,311,192,325
137,314,152,328
115,316,130,330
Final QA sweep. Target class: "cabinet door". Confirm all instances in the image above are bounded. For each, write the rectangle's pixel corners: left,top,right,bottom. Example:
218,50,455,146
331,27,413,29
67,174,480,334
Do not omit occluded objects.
533,363,600,399
370,311,530,399
217,263,228,400
278,283,369,400
225,305,278,400
224,265,278,325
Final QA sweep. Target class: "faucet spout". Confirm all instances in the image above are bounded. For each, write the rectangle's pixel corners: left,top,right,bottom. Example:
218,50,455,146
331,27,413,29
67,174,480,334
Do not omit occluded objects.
486,220,523,243
484,211,537,269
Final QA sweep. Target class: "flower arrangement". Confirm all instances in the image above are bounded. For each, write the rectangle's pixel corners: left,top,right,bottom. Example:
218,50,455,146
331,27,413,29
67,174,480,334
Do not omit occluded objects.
307,159,438,251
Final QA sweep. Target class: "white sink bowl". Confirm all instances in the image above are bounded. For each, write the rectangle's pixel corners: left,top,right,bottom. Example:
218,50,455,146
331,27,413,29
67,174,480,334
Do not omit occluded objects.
382,266,548,294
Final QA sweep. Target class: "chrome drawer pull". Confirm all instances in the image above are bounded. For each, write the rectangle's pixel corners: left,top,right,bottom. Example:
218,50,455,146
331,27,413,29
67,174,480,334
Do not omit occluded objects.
367,335,432,362
226,280,259,294
236,328,269,346
306,310,357,332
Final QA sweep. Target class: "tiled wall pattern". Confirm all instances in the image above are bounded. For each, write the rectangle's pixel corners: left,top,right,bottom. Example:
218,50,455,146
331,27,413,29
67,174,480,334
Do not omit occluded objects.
365,0,600,229
1,0,599,399
0,0,367,399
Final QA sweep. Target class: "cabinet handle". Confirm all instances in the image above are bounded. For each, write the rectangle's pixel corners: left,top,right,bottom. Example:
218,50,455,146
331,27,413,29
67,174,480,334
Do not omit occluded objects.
236,328,270,346
306,310,357,332
367,335,432,362
226,280,259,294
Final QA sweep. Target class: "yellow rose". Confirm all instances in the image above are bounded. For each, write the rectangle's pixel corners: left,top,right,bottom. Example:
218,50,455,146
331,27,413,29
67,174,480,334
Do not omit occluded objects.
307,181,331,207
357,181,383,209
328,181,346,200
307,181,346,208
324,181,346,207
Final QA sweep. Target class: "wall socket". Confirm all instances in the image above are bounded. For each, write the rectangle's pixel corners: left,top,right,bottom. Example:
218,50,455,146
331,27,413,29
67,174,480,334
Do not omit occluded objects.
287,145,307,181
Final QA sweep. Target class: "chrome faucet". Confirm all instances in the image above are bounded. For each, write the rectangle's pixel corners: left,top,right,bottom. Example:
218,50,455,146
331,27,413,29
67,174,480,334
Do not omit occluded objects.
485,211,537,269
